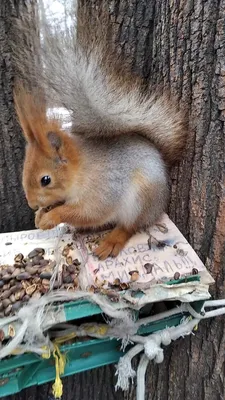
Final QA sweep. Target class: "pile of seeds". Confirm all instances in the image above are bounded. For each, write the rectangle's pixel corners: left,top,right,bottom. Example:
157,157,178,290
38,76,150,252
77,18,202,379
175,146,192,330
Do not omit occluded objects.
0,246,81,317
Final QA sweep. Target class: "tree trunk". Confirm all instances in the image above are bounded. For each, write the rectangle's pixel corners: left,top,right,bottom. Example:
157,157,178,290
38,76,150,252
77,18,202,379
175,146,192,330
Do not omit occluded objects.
147,1,225,399
0,0,37,233
2,0,225,399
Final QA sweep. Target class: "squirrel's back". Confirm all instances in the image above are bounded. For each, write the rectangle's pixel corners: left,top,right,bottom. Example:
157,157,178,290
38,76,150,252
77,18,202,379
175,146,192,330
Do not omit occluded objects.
15,1,188,165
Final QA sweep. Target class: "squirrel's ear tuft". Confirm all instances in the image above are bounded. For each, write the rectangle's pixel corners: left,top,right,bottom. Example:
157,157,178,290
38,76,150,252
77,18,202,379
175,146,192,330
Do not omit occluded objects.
14,88,35,142
14,85,47,143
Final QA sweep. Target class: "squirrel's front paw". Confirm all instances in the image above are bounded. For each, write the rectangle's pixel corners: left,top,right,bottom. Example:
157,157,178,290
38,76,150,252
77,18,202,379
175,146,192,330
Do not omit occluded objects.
35,208,46,228
36,210,61,230
93,227,132,260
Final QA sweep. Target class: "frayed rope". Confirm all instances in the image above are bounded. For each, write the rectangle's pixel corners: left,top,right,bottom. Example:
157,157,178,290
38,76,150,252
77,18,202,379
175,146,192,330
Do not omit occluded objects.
0,289,136,360
115,298,225,400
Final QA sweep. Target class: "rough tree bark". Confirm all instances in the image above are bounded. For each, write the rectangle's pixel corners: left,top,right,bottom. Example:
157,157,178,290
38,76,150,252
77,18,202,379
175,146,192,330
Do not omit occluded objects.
0,0,38,233
148,1,225,399
2,0,225,399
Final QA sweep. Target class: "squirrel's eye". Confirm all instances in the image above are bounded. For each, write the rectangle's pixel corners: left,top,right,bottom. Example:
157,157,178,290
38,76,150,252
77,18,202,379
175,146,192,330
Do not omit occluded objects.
41,176,51,187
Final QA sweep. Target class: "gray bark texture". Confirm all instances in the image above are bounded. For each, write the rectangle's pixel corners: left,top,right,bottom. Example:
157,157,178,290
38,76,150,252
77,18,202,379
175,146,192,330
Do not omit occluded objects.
0,0,37,233
2,0,225,399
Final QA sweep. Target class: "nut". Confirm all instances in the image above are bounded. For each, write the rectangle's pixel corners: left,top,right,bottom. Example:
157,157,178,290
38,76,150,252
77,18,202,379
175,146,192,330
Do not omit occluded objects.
32,277,41,284
32,255,44,265
95,277,105,287
40,272,52,280
53,281,60,289
2,299,11,308
129,270,139,282
8,325,15,338
129,270,139,276
3,283,10,290
73,259,81,266
12,268,21,278
63,275,73,284
33,248,45,256
66,256,73,265
42,279,50,287
62,246,70,257
39,259,49,267
2,274,12,282
13,262,24,268
174,272,181,280
0,329,5,341
7,266,15,274
26,284,37,296
192,268,199,275
10,283,23,294
16,272,31,281
9,294,16,303
67,265,76,274
22,294,30,302
1,289,12,300
25,261,33,268
87,285,95,293
107,291,119,303
14,253,24,263
144,263,154,274
4,304,12,316
19,289,26,299
25,266,39,275
28,250,39,259
120,282,130,290
15,289,25,301
21,280,30,290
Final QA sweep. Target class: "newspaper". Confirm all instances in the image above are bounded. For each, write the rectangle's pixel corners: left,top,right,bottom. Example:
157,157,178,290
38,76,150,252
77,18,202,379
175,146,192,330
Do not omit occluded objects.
0,214,214,306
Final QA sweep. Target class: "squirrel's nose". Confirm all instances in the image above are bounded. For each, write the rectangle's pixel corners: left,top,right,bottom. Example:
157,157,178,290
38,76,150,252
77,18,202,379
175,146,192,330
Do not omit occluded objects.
27,200,38,211
29,204,38,211
24,192,38,210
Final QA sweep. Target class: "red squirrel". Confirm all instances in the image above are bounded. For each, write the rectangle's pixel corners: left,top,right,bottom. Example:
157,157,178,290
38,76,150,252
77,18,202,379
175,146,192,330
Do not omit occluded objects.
14,2,188,260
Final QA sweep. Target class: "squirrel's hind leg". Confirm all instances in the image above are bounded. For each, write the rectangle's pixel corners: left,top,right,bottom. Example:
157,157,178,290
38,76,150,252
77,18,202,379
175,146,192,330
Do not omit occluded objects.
93,226,134,260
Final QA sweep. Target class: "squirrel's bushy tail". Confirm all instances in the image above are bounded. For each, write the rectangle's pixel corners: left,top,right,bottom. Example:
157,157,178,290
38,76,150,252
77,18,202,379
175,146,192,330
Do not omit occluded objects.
14,1,188,164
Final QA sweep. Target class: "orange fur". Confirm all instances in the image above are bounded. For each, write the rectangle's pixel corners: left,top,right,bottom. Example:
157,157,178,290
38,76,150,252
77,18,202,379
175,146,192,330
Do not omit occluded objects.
15,87,81,210
22,132,80,209
132,169,151,196
35,203,113,231
93,227,134,260
14,87,47,145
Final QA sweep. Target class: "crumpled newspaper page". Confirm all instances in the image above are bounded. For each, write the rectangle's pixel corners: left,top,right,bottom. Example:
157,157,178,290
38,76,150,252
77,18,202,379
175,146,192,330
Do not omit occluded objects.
0,214,214,307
